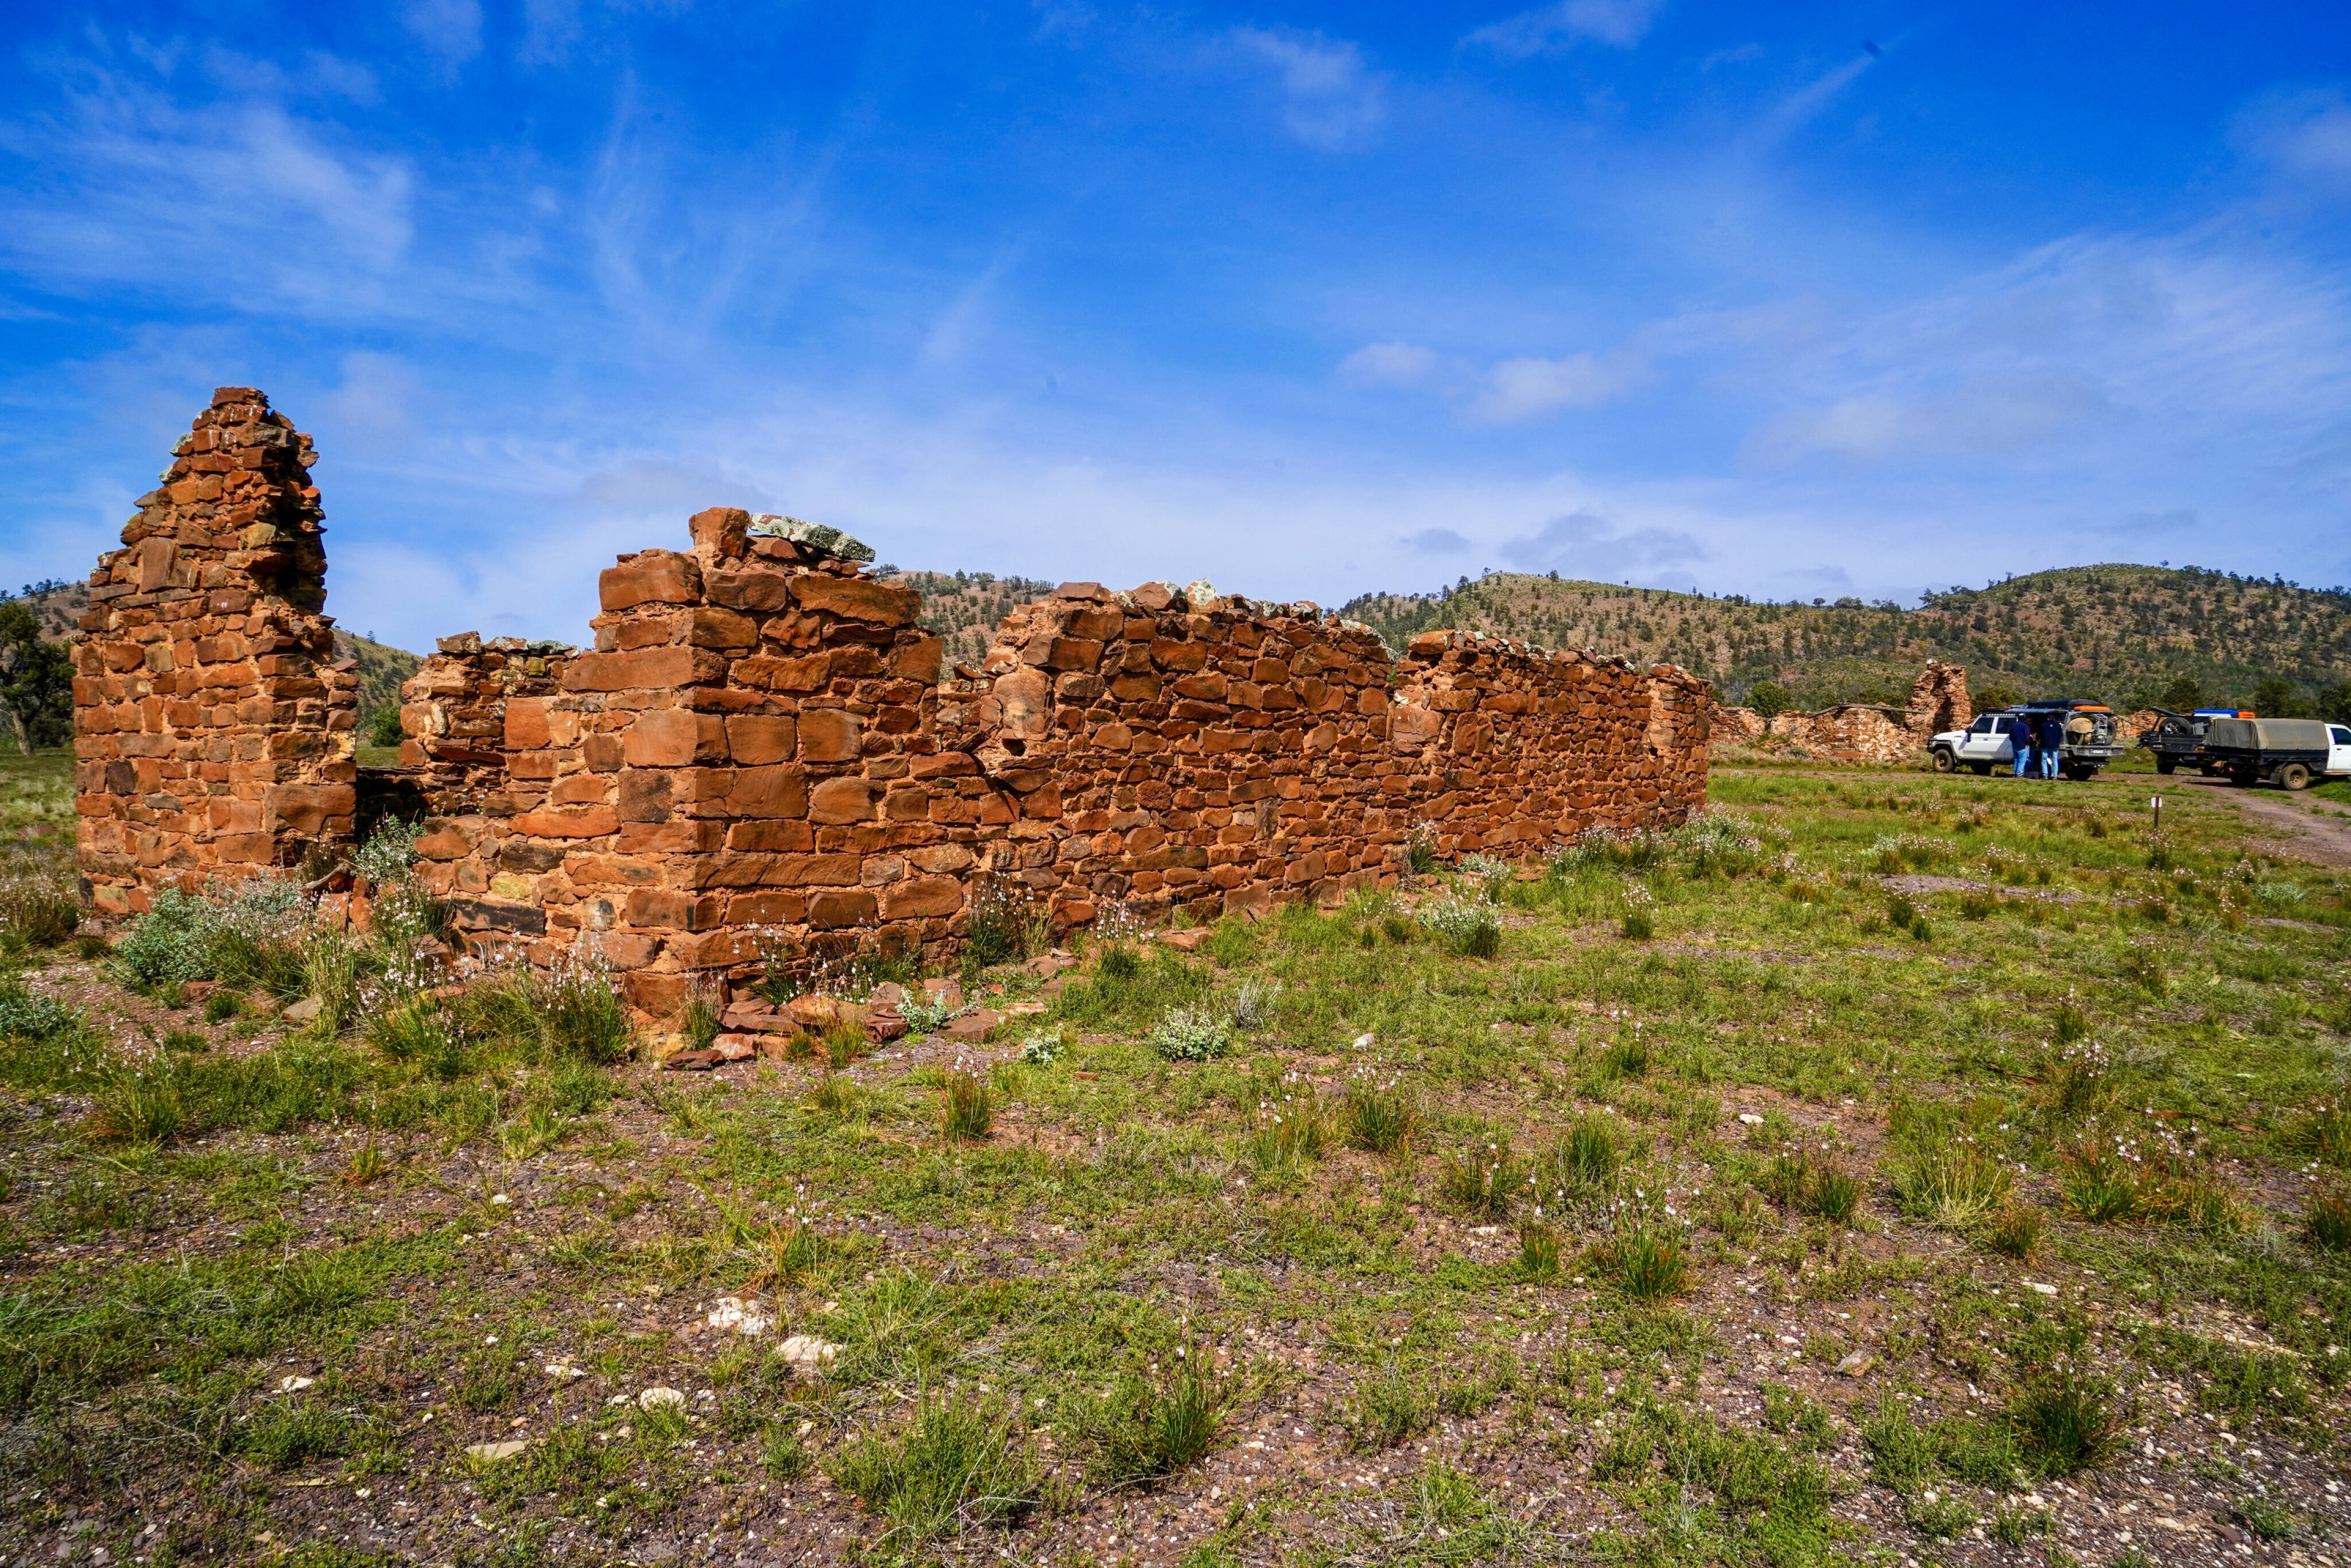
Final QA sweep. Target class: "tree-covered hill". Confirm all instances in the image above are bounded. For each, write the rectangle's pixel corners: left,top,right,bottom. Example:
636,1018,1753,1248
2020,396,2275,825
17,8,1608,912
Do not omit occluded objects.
1341,563,2351,717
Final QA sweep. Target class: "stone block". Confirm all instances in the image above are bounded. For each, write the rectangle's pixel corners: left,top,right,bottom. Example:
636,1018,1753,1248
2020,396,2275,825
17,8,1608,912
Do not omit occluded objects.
561,646,727,692
806,887,879,927
790,575,919,625
726,713,796,764
624,708,724,767
799,709,862,762
809,777,875,824
510,805,619,838
704,568,796,613
598,552,702,611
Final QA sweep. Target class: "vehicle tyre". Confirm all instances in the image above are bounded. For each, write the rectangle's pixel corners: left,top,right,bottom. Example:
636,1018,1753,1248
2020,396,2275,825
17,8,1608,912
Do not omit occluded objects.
2280,762,2312,791
2064,765,2096,782
2201,762,2225,777
2154,756,2177,775
2229,769,2253,787
1930,748,1957,774
1969,762,1992,776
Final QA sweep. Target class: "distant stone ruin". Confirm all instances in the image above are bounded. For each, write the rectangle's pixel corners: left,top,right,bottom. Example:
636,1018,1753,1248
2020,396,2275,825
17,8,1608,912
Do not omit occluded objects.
75,391,1712,1009
1710,661,1971,764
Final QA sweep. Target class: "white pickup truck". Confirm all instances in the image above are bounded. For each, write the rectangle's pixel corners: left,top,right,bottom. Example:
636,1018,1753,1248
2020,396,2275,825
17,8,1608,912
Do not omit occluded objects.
1930,712,2029,775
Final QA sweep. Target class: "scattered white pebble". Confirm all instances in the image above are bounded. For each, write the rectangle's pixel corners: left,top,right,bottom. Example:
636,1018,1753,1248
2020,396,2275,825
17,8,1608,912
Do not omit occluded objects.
277,1376,313,1393
638,1386,686,1411
708,1297,772,1336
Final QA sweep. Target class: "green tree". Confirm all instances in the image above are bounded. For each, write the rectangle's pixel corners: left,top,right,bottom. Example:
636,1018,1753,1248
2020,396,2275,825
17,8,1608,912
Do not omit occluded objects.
1748,681,1792,718
2159,673,2202,713
2317,681,2351,726
2252,675,2302,718
1973,683,2019,712
0,600,72,753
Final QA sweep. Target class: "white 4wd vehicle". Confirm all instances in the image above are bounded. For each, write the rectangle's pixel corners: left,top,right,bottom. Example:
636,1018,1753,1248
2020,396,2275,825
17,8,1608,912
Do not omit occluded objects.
1930,712,2026,775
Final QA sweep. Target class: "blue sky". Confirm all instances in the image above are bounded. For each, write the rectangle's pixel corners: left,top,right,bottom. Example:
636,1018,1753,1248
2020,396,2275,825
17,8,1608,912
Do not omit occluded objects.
2,2,2348,654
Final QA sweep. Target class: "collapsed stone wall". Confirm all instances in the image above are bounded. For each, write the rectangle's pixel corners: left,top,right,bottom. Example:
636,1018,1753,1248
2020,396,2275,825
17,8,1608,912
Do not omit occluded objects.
1709,662,1971,766
394,513,1710,1011
72,393,1710,1008
72,389,359,914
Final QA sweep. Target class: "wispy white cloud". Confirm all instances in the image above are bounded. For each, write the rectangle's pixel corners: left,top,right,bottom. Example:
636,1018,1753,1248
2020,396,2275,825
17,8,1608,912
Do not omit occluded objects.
1742,230,2351,473
1497,508,1705,579
404,0,484,70
1400,526,1472,554
1231,28,1385,150
1337,341,1444,386
1335,341,1650,422
1465,0,1663,60
0,82,416,312
1472,351,1650,422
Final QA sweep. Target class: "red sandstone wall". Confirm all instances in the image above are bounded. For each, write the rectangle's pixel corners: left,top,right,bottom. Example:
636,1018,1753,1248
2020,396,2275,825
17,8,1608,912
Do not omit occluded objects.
392,525,1709,1010
72,393,1710,995
73,389,358,914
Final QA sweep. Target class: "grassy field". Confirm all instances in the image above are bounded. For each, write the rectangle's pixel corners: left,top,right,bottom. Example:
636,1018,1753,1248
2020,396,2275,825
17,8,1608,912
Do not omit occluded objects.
2,751,2348,1567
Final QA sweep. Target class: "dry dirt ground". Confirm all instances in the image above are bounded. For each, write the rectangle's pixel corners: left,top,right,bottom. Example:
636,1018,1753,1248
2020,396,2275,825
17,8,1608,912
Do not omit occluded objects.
3,756,2350,1568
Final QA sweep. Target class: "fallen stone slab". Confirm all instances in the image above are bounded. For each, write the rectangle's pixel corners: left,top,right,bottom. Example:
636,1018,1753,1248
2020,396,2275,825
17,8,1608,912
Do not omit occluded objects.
465,1440,529,1464
941,1008,1004,1041
660,1050,721,1072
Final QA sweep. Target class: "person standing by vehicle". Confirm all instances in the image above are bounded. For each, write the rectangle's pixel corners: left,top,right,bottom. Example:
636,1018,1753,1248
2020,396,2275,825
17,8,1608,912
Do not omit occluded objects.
2039,711,2065,779
2013,715,2035,778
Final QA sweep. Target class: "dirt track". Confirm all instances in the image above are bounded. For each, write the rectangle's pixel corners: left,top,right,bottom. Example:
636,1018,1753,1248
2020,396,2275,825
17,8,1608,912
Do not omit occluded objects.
2179,774,2351,868
1717,761,2351,868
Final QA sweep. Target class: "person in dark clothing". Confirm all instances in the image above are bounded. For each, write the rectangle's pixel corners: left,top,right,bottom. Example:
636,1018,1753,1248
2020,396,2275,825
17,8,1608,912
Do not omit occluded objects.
2011,715,2034,778
2039,712,2065,779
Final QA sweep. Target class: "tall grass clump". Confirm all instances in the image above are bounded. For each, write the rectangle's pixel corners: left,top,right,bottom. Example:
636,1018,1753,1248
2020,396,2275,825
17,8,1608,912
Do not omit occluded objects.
84,1069,189,1146
1071,1349,1236,1481
1243,1083,1328,1173
0,868,77,950
1341,1070,1418,1154
828,1397,1040,1544
537,945,635,1063
2043,1040,2113,1120
2008,1369,2125,1477
1439,1132,1527,1220
1601,1222,1692,1300
940,1068,994,1141
2059,1124,2238,1232
676,982,722,1055
963,874,1048,973
1890,1132,2013,1231
2302,1188,2351,1252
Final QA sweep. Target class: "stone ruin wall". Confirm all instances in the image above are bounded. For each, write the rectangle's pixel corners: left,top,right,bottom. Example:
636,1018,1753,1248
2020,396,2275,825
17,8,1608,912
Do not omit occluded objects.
72,389,359,914
1709,661,1971,765
71,393,1712,1014
391,507,1710,1014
